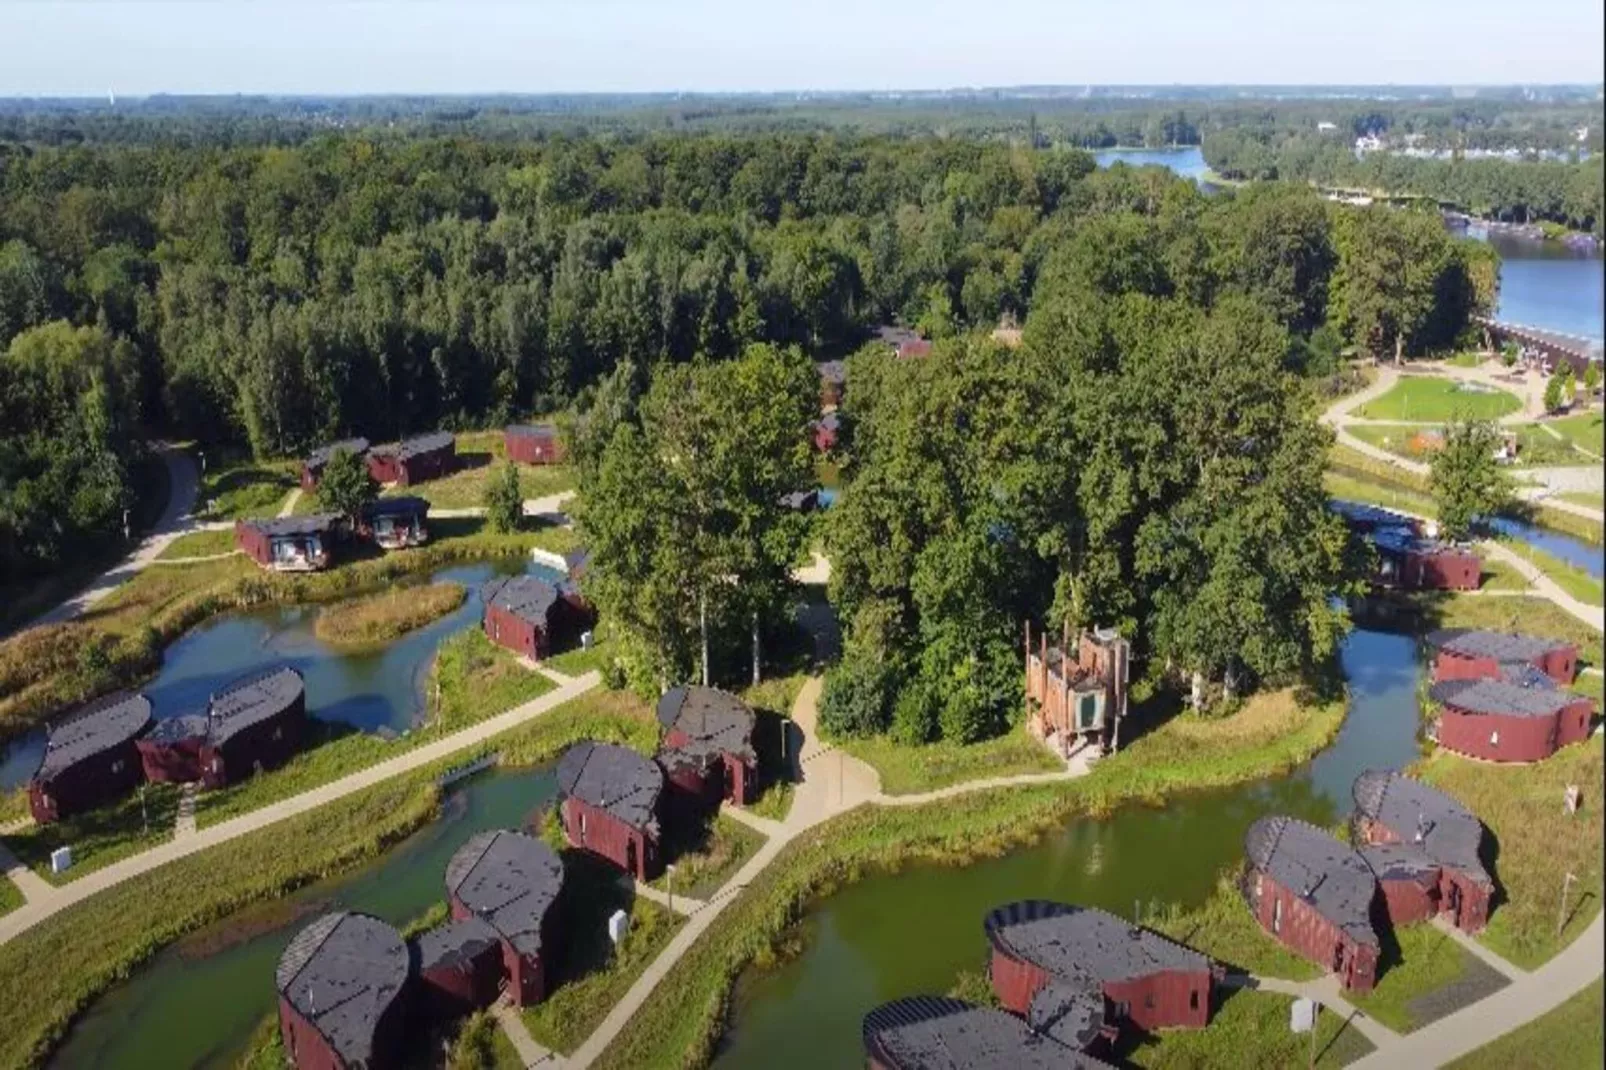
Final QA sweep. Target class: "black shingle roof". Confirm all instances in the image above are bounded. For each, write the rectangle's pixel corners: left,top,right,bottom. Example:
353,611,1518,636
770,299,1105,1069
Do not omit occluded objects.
1430,678,1587,718
445,829,565,959
984,901,1208,992
413,916,500,975
275,912,410,1067
371,431,455,461
556,741,663,835
35,691,152,782
306,438,370,469
1329,500,1416,530
241,515,340,537
1358,843,1442,883
481,575,561,626
862,996,1110,1070
1026,980,1107,1051
1372,528,1476,559
143,712,209,745
363,496,429,520
1352,770,1490,888
816,360,847,385
1245,816,1379,947
208,666,304,746
656,686,757,764
1425,628,1572,664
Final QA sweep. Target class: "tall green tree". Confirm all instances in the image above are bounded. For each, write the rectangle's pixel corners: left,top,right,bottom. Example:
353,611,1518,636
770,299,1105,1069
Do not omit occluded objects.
315,447,377,524
1429,418,1511,540
484,461,522,533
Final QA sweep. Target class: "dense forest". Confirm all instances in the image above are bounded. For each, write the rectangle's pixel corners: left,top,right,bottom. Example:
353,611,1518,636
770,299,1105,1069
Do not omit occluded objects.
1,126,1495,599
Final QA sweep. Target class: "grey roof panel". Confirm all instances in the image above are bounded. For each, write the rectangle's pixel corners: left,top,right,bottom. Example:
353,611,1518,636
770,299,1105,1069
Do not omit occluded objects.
306,438,371,468
1245,816,1380,947
363,496,430,520
1425,628,1572,664
208,666,304,746
445,829,564,958
507,424,558,439
984,901,1208,992
1352,770,1490,887
1430,678,1587,718
241,515,340,537
371,431,455,461
413,916,502,974
862,996,1111,1070
1026,981,1107,1051
275,912,410,1067
481,575,560,626
35,691,152,782
655,686,757,764
557,741,664,834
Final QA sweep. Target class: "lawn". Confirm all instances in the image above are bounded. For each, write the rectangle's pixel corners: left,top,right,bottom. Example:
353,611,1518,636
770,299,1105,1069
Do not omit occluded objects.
1356,377,1521,422
0,876,20,917
1558,490,1605,511
381,430,576,510
544,635,616,678
838,727,1064,795
1323,471,1439,519
153,528,239,561
521,853,684,1055
1149,873,1321,982
0,782,182,884
1348,423,1592,468
1415,737,1603,969
649,813,767,901
1548,410,1605,456
1446,978,1603,1070
1346,921,1504,1033
1478,557,1528,592
1422,592,1601,663
1121,989,1375,1069
193,456,299,521
311,581,467,647
1494,538,1604,607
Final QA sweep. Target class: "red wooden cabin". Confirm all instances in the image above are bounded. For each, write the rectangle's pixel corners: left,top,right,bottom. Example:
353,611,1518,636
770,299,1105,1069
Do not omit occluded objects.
1370,529,1481,591
1426,628,1579,686
412,917,503,1018
366,431,456,486
505,424,564,465
861,995,1112,1070
1243,816,1381,992
817,360,846,408
1024,623,1131,757
445,829,566,1008
985,900,1213,1053
236,515,340,572
1429,678,1595,763
481,574,591,661
655,686,758,808
1352,770,1493,933
301,438,370,491
28,692,152,824
358,497,429,550
139,666,307,789
556,741,665,881
813,412,841,453
276,912,411,1070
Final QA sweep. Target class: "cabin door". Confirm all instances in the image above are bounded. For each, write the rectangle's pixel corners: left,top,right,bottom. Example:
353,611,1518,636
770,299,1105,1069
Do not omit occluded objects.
627,839,638,878
1448,882,1462,925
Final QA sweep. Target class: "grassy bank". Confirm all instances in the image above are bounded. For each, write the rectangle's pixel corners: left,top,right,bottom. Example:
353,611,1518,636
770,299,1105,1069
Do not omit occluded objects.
1494,538,1605,606
649,814,767,901
838,729,1063,795
1347,921,1498,1033
311,581,467,647
381,430,576,510
194,457,299,521
0,775,441,1070
589,688,1347,1070
1356,377,1520,422
1148,872,1320,982
1446,977,1603,1070
195,626,557,827
0,516,574,746
1,783,183,885
1124,988,1375,1069
155,529,239,561
1415,737,1603,969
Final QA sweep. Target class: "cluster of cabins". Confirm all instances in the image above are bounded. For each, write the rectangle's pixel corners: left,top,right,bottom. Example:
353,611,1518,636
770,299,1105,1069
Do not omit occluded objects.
1243,770,1494,992
27,667,307,825
274,685,759,1069
864,900,1218,1068
1425,628,1594,762
1023,624,1132,759
1330,501,1481,592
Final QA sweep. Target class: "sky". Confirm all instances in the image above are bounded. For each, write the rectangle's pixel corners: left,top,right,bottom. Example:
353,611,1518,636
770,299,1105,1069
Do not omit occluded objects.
3,0,1603,96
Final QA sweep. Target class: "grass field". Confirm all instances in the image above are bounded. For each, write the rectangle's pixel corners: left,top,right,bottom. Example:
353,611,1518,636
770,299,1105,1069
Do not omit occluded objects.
193,456,298,521
1149,872,1321,981
1347,921,1495,1033
1446,978,1603,1070
154,529,239,560
1356,378,1521,422
311,581,466,646
1346,423,1589,467
0,876,20,917
1416,737,1602,969
1548,410,1605,456
1122,988,1375,1069
837,727,1064,795
1,782,183,884
380,430,576,510
1558,490,1606,510
649,813,767,901
1495,538,1604,606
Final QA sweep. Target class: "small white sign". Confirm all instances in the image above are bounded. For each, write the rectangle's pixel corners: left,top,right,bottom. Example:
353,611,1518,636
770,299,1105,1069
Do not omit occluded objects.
581,630,595,650
50,846,73,874
1290,997,1318,1034
1565,784,1581,814
607,908,629,945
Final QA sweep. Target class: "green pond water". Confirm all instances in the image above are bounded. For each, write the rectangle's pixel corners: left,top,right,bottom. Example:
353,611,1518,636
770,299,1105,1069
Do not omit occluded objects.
47,765,557,1070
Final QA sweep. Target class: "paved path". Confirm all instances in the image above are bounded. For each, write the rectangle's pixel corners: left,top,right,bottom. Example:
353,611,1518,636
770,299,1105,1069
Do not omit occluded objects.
493,998,565,1068
1479,540,1604,631
429,490,577,521
0,671,599,946
276,488,302,518
1429,915,1524,981
0,839,52,904
625,877,706,917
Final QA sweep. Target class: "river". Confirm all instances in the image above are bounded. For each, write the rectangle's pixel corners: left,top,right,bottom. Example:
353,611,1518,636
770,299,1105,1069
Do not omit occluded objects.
47,764,558,1069
709,629,1422,1069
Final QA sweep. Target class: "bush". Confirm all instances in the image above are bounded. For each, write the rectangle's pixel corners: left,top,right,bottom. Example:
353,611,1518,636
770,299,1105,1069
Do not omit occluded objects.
484,461,522,534
889,681,938,744
818,653,896,737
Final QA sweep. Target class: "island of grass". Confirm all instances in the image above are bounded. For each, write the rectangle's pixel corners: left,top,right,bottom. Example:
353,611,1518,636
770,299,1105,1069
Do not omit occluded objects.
1356,377,1521,422
311,581,467,647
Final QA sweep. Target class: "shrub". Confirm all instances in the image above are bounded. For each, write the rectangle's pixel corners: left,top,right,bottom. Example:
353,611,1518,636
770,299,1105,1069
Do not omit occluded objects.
818,653,896,737
889,681,938,744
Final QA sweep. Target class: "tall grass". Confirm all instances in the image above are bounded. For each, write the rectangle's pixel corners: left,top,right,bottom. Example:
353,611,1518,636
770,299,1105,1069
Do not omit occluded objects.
312,581,467,647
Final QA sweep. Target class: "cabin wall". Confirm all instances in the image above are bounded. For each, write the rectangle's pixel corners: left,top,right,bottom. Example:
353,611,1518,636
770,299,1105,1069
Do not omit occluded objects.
1376,876,1438,928
484,605,544,660
1438,708,1563,762
561,796,658,880
1249,870,1378,992
136,736,206,784
506,432,563,465
28,739,145,824
277,1000,343,1070
206,699,306,788
1105,969,1211,1031
987,947,1051,1016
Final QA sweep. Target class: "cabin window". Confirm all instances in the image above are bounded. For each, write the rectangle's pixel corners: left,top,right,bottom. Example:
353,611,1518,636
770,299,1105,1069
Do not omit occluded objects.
1272,897,1283,934
1144,993,1155,1010
273,726,283,741
111,760,124,774
1489,731,1499,748
1079,693,1100,730
1190,990,1200,1011
578,812,587,840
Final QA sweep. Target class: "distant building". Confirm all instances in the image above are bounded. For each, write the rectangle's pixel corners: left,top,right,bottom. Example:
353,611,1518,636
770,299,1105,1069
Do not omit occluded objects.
656,686,758,808
1317,121,1338,132
28,691,152,824
1023,623,1131,757
1425,628,1579,686
861,995,1113,1070
301,437,370,491
505,424,564,466
443,829,566,1007
1243,815,1380,991
1428,676,1594,762
1369,527,1481,591
875,325,932,360
359,496,429,550
366,431,456,486
1352,770,1493,933
276,912,411,1070
236,515,341,571
480,574,591,661
985,901,1213,1053
138,666,306,789
814,411,841,453
557,741,665,880
817,360,847,408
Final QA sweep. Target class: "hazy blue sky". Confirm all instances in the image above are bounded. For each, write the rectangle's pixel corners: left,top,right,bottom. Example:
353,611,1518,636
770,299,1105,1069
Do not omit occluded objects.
5,0,1603,96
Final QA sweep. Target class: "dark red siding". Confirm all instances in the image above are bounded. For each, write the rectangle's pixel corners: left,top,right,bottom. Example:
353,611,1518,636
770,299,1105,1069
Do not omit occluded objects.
814,421,838,452
28,740,144,824
561,796,659,880
1433,647,1578,687
367,444,455,487
1375,875,1438,928
484,604,545,660
663,727,755,805
1248,871,1378,992
505,429,563,465
1437,699,1594,763
278,998,343,1070
987,949,1209,1035
1357,818,1492,933
1404,548,1481,591
136,736,205,784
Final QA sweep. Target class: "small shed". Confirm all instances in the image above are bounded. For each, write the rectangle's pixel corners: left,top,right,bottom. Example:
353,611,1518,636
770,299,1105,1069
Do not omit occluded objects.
366,431,457,487
984,900,1213,1044
655,686,759,808
875,325,932,360
28,691,152,824
142,666,307,789
556,741,664,880
302,438,370,490
481,574,591,661
276,912,411,1070
236,515,341,572
861,995,1111,1070
813,412,841,453
360,497,430,550
1425,628,1579,687
1429,677,1595,763
1352,770,1493,932
505,424,564,466
445,829,566,1008
1243,816,1381,992
412,917,503,1019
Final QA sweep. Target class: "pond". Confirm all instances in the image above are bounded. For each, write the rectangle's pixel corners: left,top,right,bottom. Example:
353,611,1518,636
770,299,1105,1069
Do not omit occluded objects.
710,628,1423,1070
1474,229,1605,345
1487,516,1605,578
47,764,558,1070
0,558,562,792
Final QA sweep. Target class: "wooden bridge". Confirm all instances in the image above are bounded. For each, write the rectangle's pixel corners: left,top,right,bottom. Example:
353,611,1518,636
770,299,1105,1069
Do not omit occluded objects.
1473,316,1603,376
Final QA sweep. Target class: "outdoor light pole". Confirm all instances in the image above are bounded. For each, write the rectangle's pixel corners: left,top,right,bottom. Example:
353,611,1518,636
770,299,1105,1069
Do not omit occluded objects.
667,863,676,916
1558,871,1578,938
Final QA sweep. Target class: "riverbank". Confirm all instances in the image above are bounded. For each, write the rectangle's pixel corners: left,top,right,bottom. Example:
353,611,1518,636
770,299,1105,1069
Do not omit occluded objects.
587,688,1346,1069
